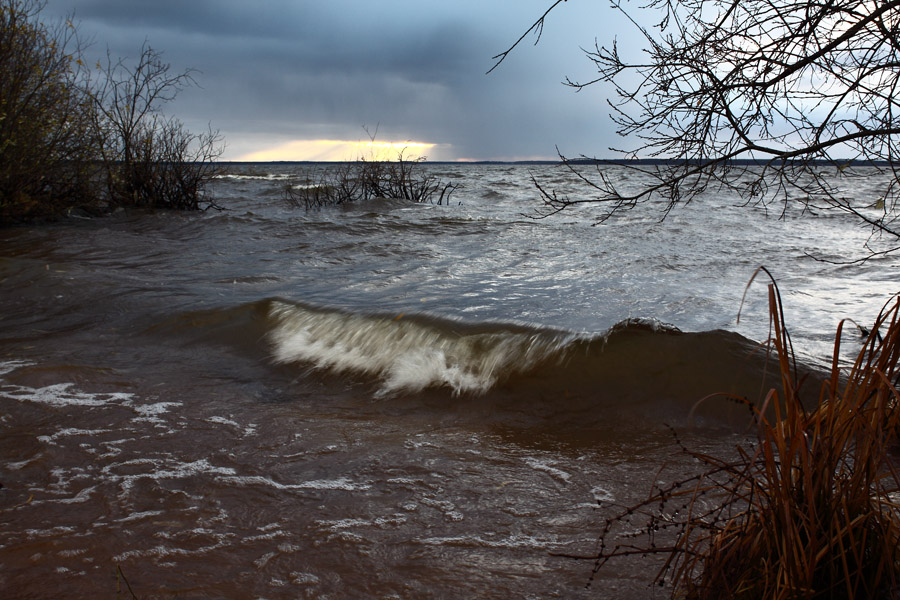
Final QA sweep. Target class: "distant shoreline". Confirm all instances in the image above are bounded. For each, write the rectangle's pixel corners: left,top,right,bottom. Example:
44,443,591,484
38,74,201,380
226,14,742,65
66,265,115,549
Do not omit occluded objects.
217,158,894,167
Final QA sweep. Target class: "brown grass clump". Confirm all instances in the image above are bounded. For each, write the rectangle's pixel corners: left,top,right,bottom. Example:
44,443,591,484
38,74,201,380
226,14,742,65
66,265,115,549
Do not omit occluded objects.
581,269,900,599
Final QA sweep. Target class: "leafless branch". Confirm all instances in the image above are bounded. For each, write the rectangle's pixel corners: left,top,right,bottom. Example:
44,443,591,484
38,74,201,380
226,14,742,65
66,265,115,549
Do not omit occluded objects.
494,0,900,259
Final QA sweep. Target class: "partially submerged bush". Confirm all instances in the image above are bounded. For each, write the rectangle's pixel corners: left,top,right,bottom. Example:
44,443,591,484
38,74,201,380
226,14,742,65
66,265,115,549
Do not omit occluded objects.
283,152,457,209
98,115,222,211
577,268,900,598
90,42,223,210
0,0,222,223
0,0,99,223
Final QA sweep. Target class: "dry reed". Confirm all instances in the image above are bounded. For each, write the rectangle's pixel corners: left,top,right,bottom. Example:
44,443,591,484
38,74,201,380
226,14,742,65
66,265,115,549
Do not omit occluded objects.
580,269,900,599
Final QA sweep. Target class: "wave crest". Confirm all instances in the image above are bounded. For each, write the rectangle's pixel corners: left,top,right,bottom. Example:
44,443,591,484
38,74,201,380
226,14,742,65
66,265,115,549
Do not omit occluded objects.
267,301,573,395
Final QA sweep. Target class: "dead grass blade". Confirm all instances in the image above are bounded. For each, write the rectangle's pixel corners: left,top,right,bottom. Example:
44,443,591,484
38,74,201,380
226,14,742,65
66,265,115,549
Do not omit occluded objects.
583,272,900,599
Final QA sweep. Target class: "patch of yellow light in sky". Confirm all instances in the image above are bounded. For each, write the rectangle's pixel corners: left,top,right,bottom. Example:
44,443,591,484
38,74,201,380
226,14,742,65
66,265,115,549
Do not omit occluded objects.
237,139,437,162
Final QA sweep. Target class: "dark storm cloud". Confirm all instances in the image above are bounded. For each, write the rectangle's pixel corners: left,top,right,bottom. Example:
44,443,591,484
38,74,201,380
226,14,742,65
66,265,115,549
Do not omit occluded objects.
41,0,621,160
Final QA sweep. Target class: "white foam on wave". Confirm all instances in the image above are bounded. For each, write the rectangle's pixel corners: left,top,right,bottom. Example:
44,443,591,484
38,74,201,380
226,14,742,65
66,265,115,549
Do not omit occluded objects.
118,510,166,523
0,359,33,377
0,362,176,419
6,458,39,470
102,458,238,495
24,525,77,538
114,540,228,563
218,474,372,491
214,172,292,181
133,402,181,417
55,485,97,504
416,533,563,550
315,515,409,533
1,382,133,407
131,401,183,425
0,360,136,408
207,415,258,437
0,361,187,441
524,457,572,484
591,484,615,503
37,428,111,444
207,415,240,428
268,301,568,395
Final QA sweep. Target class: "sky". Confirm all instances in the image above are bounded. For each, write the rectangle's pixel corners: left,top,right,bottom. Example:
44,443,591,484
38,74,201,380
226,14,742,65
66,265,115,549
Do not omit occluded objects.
40,0,633,162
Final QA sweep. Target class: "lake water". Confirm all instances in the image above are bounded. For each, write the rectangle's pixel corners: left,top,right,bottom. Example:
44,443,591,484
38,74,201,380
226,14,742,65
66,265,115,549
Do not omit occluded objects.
1,162,897,598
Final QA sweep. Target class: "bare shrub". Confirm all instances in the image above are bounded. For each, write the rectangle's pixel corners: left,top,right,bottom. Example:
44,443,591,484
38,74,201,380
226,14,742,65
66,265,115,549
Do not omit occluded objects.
91,41,223,210
0,0,99,223
284,150,457,209
0,2,223,221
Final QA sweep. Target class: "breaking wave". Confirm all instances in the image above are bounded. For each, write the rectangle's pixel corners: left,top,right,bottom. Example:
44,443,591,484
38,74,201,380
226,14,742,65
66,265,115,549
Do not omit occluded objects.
267,300,576,395
150,298,813,418
260,300,793,408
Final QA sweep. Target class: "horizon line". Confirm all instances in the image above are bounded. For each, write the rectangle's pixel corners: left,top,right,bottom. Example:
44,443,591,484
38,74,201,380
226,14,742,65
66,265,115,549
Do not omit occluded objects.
215,157,890,166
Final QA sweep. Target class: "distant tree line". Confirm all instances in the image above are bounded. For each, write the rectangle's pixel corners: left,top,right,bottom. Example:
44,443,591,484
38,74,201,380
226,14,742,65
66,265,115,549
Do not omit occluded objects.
0,0,222,225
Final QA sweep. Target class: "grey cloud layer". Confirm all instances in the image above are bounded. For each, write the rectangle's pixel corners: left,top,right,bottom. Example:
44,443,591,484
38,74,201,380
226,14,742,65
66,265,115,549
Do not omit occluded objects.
42,0,616,159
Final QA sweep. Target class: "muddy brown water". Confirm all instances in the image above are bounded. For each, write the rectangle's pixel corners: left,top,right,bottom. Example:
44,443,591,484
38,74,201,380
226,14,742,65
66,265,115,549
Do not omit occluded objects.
1,163,892,598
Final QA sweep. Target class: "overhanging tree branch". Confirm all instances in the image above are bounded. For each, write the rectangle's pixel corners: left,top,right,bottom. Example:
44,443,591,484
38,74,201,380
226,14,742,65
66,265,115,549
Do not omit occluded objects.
487,0,568,74
493,0,900,259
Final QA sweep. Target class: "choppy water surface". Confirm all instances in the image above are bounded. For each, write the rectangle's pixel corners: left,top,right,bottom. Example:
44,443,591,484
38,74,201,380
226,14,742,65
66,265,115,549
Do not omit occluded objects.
1,163,897,598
